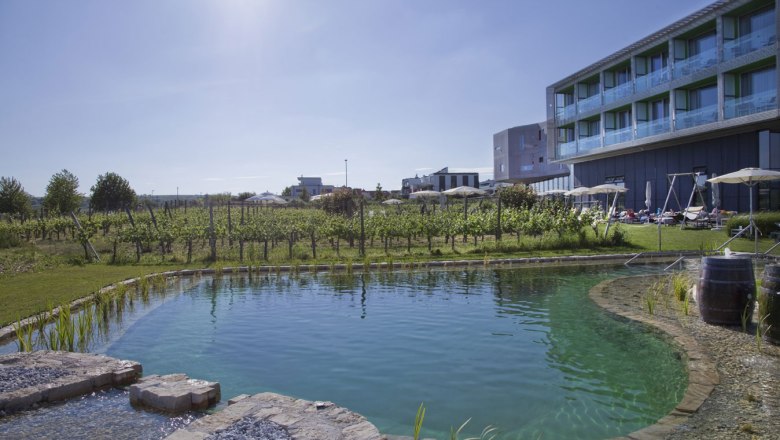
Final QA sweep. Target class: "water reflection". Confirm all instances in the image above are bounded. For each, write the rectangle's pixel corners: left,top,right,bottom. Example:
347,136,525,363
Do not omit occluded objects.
0,265,687,440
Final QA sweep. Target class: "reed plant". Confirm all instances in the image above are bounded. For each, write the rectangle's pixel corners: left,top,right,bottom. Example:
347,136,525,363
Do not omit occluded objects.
413,403,426,440
13,318,35,352
671,272,690,302
741,302,752,333
681,291,691,316
644,280,662,315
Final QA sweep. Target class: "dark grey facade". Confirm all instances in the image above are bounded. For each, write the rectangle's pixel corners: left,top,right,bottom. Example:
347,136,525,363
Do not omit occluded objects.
494,122,569,184
547,0,780,212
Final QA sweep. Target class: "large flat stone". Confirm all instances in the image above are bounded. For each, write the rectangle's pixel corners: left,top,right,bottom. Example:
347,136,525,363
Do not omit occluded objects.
166,392,382,439
0,351,142,414
130,373,220,413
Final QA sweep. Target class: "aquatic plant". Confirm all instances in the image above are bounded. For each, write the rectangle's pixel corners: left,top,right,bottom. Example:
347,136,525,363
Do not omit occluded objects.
13,318,34,352
413,403,426,440
671,272,690,302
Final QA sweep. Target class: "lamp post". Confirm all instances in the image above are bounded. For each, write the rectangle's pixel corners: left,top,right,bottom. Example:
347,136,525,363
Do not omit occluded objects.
345,159,348,187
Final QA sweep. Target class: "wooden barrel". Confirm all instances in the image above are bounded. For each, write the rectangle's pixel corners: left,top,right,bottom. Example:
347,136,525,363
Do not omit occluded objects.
697,256,755,325
759,264,780,345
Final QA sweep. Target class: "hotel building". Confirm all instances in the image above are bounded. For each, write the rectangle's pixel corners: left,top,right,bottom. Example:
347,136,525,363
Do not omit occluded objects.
547,0,780,212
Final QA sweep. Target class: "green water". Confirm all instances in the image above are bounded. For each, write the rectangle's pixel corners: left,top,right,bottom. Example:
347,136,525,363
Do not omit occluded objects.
94,265,686,439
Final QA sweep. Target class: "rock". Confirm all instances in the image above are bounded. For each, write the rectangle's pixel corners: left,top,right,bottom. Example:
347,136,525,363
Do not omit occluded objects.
130,373,220,413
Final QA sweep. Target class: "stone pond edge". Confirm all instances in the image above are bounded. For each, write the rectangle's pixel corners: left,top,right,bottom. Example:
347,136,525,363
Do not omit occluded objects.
0,250,708,346
589,276,719,440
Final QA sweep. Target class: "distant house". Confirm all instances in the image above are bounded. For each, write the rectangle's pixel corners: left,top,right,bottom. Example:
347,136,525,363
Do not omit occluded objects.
401,167,479,196
290,177,334,199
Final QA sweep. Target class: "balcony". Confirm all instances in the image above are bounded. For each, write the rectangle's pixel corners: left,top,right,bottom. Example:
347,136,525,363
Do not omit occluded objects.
555,103,577,123
604,126,633,146
724,26,776,61
577,94,602,115
558,140,578,158
673,47,718,79
578,134,602,151
636,117,670,138
674,103,718,130
635,67,670,92
603,82,633,104
724,89,778,119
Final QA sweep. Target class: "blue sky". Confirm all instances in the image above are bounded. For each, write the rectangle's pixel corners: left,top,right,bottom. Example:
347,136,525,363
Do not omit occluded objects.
1,0,714,197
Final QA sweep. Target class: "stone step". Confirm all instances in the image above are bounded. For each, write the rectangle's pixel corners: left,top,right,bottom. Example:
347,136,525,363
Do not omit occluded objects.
129,373,220,413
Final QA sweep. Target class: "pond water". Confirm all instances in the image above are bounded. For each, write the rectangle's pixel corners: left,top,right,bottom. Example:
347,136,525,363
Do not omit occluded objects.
1,265,687,439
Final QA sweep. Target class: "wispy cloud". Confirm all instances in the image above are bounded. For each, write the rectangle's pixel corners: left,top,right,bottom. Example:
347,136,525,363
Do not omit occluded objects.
235,175,268,180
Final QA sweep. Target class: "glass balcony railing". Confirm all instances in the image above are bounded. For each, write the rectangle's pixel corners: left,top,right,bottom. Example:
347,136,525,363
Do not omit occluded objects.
635,67,669,92
577,94,602,114
675,104,719,130
604,126,633,146
673,47,718,79
555,103,576,123
578,134,602,151
724,89,778,119
636,117,670,138
723,26,776,61
603,81,633,104
558,140,578,158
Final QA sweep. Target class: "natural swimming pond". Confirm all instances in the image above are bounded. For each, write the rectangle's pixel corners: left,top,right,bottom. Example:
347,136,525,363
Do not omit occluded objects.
1,264,687,439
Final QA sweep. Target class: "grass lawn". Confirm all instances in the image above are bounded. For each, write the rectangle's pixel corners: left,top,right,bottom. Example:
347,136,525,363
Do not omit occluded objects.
0,222,775,327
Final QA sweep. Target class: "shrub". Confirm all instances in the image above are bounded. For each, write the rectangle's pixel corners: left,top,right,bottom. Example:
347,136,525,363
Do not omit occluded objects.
498,185,536,210
0,228,21,249
725,211,780,237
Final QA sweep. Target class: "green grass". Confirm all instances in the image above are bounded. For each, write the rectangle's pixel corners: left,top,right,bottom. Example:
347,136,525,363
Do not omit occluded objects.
1,221,777,328
0,264,190,327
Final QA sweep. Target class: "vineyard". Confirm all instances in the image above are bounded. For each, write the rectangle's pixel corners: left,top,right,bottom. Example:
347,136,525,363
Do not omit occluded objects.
0,198,622,268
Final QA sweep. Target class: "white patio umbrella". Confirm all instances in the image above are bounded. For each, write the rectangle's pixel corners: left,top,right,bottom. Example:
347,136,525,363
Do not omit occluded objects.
539,189,568,197
589,184,628,238
409,190,441,199
246,194,287,205
645,181,652,211
442,186,487,220
382,198,403,205
708,167,780,253
710,173,721,229
564,186,592,196
442,186,487,197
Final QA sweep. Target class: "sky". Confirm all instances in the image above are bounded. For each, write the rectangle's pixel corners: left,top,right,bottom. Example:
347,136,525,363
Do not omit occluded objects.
1,0,715,197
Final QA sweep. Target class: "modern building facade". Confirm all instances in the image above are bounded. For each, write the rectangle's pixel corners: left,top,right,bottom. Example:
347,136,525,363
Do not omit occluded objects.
401,167,479,196
290,177,334,199
547,0,780,212
494,122,570,190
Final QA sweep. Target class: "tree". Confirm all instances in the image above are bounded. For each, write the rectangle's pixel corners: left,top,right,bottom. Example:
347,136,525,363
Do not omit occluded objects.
281,187,292,197
321,188,356,216
499,184,536,210
374,183,386,202
0,176,33,217
237,192,256,201
44,169,82,215
90,172,137,212
299,186,310,202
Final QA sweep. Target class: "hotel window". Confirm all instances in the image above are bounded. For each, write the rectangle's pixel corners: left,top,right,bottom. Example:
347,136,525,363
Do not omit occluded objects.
674,82,718,129
673,26,717,78
724,65,777,118
724,6,776,60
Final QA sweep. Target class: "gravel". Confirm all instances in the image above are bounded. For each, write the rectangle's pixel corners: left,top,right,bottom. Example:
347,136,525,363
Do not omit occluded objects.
601,273,780,440
205,417,293,440
0,366,70,394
